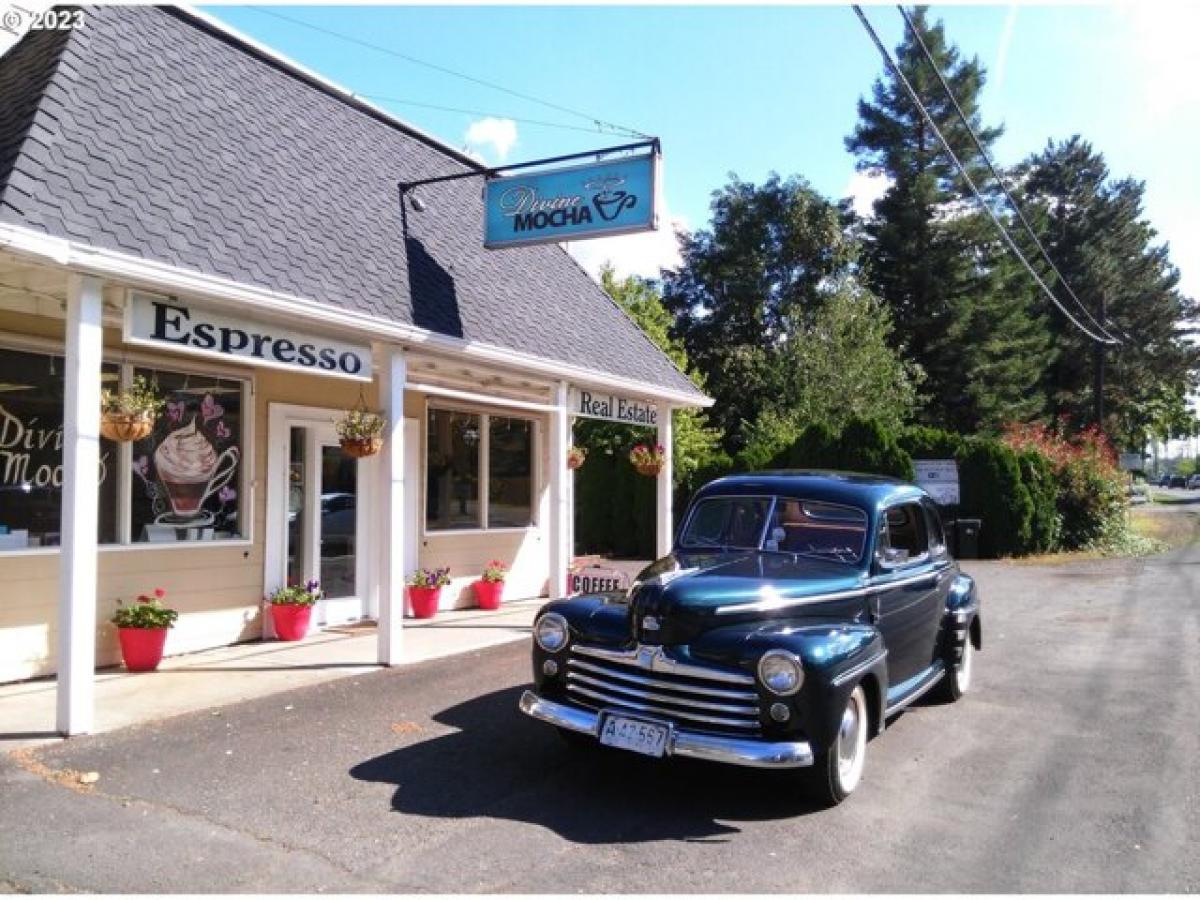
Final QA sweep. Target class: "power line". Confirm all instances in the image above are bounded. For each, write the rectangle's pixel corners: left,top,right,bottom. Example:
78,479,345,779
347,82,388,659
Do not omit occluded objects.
851,5,1118,346
247,7,651,140
355,93,639,137
895,4,1121,345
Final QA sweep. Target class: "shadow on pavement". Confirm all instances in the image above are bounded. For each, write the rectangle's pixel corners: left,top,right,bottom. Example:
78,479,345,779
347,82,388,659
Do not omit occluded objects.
350,685,829,843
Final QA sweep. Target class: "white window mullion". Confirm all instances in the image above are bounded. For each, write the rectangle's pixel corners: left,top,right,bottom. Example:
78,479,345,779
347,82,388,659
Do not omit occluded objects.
479,413,490,529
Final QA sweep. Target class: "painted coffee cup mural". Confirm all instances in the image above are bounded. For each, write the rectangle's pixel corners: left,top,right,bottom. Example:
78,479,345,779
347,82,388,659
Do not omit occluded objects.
130,371,243,542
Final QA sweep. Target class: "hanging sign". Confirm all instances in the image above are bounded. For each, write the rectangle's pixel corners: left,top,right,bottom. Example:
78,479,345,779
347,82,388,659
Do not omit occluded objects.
568,563,631,596
483,151,659,249
124,292,372,381
570,388,658,427
913,459,960,506
1118,453,1144,471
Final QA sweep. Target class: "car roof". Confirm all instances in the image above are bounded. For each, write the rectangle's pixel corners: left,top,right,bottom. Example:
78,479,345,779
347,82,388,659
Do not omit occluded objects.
693,470,927,510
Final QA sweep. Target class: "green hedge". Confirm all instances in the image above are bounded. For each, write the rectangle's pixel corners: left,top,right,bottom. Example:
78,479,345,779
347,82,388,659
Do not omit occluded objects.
958,439,1034,558
772,418,913,481
574,450,656,558
1017,449,1061,553
897,425,967,461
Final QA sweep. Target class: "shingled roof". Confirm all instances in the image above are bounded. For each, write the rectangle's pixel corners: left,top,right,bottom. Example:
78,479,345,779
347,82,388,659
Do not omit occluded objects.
0,6,705,402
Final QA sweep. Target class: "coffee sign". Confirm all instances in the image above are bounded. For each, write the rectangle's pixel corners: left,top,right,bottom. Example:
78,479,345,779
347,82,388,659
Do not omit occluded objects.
483,152,659,249
570,388,658,427
125,292,372,381
569,565,630,596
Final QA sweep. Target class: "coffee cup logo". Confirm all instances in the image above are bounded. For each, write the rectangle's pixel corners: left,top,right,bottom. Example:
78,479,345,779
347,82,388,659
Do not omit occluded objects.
586,175,638,222
153,417,239,520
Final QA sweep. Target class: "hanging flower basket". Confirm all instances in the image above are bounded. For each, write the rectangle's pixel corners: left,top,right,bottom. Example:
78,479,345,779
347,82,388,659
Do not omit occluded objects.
335,401,386,459
100,412,154,443
340,436,383,458
629,443,666,478
99,375,163,443
567,446,587,470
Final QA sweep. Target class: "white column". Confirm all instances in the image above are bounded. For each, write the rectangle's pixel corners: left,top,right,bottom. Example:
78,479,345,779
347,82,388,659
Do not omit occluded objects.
377,348,406,665
656,403,674,558
57,274,104,736
548,381,570,600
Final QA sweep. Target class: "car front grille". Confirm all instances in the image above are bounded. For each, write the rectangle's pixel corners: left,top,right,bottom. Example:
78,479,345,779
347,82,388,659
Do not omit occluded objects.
566,643,762,735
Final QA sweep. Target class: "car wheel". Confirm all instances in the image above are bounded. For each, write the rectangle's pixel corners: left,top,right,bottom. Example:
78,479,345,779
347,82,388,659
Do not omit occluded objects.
807,685,868,806
943,634,974,701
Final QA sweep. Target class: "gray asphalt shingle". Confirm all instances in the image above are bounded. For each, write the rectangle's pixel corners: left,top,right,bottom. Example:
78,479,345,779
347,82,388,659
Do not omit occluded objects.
0,6,703,401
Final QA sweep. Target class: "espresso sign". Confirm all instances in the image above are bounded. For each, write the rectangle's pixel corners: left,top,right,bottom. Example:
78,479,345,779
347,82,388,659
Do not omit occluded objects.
483,152,659,249
914,459,960,506
570,388,658,427
125,293,372,381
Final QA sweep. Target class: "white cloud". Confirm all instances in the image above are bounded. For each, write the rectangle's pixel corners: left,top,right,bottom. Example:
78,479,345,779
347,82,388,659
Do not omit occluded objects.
1116,3,1200,124
993,4,1019,92
463,117,518,163
843,170,891,219
565,206,688,282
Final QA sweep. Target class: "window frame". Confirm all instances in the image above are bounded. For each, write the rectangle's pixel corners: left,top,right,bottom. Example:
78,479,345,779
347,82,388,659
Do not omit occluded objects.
422,400,539,537
874,501,932,572
0,330,255,555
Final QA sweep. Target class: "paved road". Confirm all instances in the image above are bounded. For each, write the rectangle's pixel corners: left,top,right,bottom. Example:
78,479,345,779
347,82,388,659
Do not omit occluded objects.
2,524,1197,892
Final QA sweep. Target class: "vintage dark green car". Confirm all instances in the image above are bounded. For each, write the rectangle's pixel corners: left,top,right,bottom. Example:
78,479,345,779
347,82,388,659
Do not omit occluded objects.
519,471,981,805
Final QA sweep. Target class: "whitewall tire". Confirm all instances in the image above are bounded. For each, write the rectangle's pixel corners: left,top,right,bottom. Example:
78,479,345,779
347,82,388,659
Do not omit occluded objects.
808,685,869,806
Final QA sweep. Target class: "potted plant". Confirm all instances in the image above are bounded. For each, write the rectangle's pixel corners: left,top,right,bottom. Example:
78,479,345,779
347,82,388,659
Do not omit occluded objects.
111,588,179,672
335,406,387,458
629,442,666,477
567,445,587,470
406,567,450,619
267,579,321,641
100,374,164,443
472,559,508,610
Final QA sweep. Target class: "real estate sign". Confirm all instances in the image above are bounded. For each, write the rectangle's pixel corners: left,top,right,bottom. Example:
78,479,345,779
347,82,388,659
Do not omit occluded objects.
914,458,960,506
483,152,659,248
569,388,658,427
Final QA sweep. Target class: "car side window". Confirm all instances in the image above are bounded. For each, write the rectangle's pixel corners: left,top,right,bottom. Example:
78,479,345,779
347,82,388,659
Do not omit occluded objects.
922,501,947,556
876,502,930,569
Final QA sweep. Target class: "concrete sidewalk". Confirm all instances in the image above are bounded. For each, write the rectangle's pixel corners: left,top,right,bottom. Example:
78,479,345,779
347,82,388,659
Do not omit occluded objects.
0,599,543,748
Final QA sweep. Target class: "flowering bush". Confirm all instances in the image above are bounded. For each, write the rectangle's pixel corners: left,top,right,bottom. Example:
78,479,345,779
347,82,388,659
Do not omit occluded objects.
269,580,322,607
1003,421,1128,552
407,567,451,589
112,588,179,629
481,559,508,583
567,445,587,468
629,443,666,468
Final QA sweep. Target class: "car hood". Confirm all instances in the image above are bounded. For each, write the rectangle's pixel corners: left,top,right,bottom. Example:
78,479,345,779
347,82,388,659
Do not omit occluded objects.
627,551,867,645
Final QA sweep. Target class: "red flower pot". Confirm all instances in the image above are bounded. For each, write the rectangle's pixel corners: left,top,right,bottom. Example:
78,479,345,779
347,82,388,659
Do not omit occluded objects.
473,579,504,610
271,603,313,641
408,586,441,619
117,627,169,672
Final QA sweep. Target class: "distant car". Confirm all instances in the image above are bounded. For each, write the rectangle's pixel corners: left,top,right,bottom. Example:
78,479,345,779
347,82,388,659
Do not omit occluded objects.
1157,474,1172,487
520,472,980,806
1187,475,1200,490
1169,475,1187,489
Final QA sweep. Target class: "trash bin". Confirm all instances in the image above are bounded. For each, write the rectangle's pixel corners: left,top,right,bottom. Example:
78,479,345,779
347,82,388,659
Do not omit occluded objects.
954,518,981,559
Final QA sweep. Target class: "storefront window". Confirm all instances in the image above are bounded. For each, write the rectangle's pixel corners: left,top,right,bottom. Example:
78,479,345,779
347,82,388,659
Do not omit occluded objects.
488,416,533,527
426,409,481,530
0,347,119,549
130,367,244,542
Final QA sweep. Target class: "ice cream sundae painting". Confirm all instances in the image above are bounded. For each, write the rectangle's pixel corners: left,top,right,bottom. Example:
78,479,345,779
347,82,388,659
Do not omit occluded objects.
132,384,240,541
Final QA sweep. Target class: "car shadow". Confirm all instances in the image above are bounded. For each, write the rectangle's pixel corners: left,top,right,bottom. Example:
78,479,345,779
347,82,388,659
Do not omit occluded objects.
349,685,832,843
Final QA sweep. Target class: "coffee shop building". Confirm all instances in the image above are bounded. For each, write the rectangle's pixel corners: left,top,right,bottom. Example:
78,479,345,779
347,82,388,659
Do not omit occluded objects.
0,6,709,733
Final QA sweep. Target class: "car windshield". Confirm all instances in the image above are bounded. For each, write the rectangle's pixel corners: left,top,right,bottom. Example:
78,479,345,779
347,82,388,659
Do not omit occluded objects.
680,496,869,563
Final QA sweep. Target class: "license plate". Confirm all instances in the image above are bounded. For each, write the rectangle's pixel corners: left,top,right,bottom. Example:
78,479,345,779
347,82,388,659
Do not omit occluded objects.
599,714,670,758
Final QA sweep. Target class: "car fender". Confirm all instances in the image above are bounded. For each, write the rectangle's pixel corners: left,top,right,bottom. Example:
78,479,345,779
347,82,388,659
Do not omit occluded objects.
944,573,982,655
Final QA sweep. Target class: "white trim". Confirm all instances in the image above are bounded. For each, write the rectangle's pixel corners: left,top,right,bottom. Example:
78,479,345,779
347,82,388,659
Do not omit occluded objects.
0,222,711,408
407,381,558,414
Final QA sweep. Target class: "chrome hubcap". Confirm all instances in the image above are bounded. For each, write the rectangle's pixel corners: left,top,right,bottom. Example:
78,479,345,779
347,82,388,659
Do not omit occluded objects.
957,639,973,692
836,688,866,791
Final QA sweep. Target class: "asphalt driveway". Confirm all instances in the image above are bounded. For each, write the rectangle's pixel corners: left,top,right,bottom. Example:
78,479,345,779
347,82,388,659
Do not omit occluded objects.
2,522,1197,893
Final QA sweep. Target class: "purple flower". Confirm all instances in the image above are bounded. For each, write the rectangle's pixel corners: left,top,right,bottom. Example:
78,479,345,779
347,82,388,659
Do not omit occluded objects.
216,421,231,440
167,400,185,423
201,394,225,424
133,455,149,477
305,579,320,593
218,486,236,504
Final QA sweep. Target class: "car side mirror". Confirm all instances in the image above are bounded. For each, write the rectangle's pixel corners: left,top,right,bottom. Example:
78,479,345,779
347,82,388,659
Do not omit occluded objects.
878,547,909,569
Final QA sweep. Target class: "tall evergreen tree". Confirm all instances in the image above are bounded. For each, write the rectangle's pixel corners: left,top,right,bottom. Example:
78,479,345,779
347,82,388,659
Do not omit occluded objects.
1017,136,1200,447
846,6,1053,432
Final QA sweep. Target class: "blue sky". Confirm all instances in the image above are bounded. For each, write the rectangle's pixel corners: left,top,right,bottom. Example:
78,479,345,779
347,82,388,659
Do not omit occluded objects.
206,4,1199,298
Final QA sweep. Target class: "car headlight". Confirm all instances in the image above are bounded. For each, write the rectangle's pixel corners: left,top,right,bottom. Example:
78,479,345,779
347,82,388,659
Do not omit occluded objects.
533,613,569,653
758,650,804,696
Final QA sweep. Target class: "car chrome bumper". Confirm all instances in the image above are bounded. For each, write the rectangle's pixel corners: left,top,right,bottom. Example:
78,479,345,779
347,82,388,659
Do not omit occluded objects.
519,690,814,769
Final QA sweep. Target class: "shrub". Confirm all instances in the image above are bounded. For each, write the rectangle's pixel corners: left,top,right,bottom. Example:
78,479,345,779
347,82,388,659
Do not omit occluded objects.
1017,450,1061,553
897,425,967,461
773,422,838,470
836,418,914,481
958,439,1034,558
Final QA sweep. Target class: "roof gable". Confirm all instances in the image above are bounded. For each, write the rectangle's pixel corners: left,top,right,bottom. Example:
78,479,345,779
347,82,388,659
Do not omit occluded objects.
0,6,704,401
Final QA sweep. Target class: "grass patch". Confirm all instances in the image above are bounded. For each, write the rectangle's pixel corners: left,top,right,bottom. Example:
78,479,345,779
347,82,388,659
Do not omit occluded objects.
1130,508,1200,550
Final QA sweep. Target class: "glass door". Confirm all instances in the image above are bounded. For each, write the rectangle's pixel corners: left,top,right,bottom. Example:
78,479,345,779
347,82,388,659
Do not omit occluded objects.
286,424,364,626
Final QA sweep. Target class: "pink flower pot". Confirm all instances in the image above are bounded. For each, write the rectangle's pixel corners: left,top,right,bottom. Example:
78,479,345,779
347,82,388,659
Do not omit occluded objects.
270,603,313,641
117,627,169,672
408,586,441,619
473,579,504,610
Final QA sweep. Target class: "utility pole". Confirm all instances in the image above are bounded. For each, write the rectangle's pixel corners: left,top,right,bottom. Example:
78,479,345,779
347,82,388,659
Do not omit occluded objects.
1093,291,1106,432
